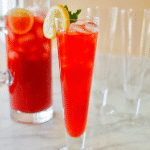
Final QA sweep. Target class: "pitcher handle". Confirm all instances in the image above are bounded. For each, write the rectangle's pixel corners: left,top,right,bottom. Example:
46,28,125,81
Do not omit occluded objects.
0,20,10,86
0,26,8,35
0,70,13,86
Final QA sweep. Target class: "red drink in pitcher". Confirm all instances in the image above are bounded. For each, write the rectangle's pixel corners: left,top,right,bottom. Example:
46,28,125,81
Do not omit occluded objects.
5,8,52,123
57,22,98,137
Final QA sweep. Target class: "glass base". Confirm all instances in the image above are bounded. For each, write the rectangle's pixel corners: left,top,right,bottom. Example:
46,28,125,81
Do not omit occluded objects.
94,104,116,116
117,113,147,127
60,148,93,150
11,106,53,124
59,132,87,150
124,94,140,103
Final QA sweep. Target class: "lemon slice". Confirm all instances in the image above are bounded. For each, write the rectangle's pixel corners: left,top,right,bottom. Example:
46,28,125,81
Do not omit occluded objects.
8,8,34,34
43,5,70,39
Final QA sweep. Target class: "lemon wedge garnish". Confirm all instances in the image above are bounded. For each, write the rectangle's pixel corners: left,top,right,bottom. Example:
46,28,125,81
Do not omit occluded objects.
43,5,70,39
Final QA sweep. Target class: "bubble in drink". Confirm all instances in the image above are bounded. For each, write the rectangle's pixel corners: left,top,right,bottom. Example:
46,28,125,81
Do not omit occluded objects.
61,56,67,64
87,61,94,68
42,42,51,50
42,51,50,59
8,30,15,42
15,47,25,53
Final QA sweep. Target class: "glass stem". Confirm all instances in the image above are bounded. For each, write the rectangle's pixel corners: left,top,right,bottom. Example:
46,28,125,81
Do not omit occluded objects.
65,132,86,150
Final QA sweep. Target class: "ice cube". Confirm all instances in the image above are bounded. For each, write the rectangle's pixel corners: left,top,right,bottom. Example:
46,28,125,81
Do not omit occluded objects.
8,30,15,42
83,22,99,33
35,26,44,39
8,51,19,60
27,6,46,22
18,33,35,45
68,23,89,34
34,16,44,24
34,13,46,24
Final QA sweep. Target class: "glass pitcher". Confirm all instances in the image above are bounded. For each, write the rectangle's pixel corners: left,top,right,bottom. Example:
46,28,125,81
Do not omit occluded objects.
0,0,53,124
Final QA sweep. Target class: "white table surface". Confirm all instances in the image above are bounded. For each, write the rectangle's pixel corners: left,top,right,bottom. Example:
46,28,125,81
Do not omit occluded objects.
1,39,150,150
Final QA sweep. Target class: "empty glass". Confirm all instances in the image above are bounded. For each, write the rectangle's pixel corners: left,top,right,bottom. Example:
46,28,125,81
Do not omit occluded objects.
90,7,118,115
120,9,150,125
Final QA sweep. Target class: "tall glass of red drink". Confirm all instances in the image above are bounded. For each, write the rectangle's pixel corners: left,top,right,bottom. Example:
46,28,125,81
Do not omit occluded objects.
56,18,99,149
4,0,53,124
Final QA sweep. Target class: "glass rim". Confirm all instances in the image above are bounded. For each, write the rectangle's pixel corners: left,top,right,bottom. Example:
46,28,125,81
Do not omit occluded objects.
120,8,150,12
55,17,99,22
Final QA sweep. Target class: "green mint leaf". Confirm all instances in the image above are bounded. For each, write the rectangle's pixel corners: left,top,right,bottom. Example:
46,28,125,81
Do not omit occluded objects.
68,11,72,16
70,13,78,23
76,9,81,15
64,5,68,11
64,5,82,23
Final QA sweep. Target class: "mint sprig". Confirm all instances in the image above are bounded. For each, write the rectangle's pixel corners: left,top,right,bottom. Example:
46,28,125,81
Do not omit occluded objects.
64,5,81,23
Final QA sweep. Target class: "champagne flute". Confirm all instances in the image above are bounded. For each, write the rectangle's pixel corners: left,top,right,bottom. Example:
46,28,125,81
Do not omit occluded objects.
56,17,99,149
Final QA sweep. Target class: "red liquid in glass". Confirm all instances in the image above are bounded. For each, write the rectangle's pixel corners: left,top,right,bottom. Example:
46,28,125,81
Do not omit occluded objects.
5,15,52,113
57,25,98,137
